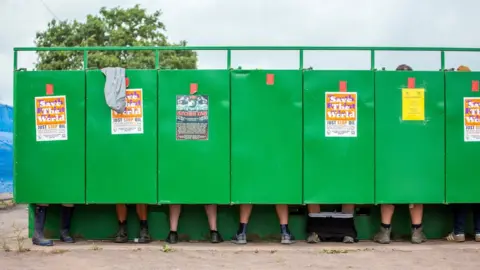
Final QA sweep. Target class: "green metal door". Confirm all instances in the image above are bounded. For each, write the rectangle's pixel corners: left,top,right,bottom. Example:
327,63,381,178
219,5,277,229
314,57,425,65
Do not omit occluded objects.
304,71,374,204
158,70,230,204
86,70,157,204
231,70,302,204
375,71,445,204
14,71,85,204
446,72,480,203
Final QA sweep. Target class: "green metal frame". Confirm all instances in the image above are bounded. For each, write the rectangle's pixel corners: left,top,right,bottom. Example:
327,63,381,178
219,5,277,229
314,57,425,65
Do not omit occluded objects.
13,46,480,71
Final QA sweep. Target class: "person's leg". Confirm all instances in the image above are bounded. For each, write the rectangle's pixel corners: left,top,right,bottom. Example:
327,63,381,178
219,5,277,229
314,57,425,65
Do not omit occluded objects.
341,204,355,214
59,204,75,243
114,204,128,243
373,204,394,244
445,204,467,242
341,204,356,243
409,204,426,243
306,204,321,243
166,204,181,244
205,205,223,243
231,204,253,244
136,204,151,243
276,204,295,244
472,204,480,242
32,204,54,246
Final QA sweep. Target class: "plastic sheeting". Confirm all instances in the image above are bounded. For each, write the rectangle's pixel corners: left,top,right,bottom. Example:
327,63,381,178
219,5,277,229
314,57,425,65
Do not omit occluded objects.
0,104,13,194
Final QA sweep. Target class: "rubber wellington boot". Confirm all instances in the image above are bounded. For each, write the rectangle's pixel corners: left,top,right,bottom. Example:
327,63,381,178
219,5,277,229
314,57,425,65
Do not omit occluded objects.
32,206,54,246
60,206,75,243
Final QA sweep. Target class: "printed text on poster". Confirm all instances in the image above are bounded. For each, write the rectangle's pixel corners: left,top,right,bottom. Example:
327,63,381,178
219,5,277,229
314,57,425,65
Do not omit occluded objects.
402,88,425,121
35,95,68,141
111,89,144,135
464,97,480,142
176,95,209,140
325,92,357,137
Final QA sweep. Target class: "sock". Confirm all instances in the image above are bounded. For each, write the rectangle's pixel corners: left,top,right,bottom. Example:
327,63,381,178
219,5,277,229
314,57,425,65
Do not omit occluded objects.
280,224,290,234
381,223,391,229
119,220,126,226
140,220,148,228
237,223,247,234
210,229,218,233
411,223,422,229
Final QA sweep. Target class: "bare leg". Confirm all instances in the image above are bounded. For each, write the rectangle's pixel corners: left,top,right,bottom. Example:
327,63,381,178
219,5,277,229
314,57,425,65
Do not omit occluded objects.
205,204,218,231
410,204,426,244
136,204,148,221
409,204,423,225
169,204,182,231
374,204,394,244
116,204,127,222
232,204,253,244
239,204,253,223
381,204,395,224
307,204,320,214
275,204,289,225
341,204,355,214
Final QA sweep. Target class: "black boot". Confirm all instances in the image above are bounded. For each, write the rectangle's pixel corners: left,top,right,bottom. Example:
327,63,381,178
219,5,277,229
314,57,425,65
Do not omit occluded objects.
32,206,54,246
114,221,128,243
60,206,75,243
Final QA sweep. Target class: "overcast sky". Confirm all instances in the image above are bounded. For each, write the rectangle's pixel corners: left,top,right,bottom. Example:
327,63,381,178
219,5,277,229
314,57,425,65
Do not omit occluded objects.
1,0,480,105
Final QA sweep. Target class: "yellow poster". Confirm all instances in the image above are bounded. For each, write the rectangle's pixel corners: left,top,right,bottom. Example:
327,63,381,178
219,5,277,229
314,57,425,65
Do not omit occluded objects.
402,88,425,121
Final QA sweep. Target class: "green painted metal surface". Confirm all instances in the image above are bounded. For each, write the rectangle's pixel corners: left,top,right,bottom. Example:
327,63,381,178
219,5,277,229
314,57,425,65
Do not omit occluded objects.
446,72,480,203
158,70,230,204
304,71,374,204
86,70,157,204
231,70,302,204
14,71,85,204
375,71,445,204
30,204,466,241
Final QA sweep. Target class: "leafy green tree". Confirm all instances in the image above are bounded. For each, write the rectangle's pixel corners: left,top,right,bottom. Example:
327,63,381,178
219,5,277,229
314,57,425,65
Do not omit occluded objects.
35,4,197,70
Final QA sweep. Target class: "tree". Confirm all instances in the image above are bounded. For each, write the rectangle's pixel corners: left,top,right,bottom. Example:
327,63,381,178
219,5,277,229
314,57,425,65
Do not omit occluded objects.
34,5,197,70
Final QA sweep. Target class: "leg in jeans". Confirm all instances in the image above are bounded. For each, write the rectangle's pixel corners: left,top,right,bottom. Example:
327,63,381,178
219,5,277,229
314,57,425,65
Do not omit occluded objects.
166,204,181,244
472,204,480,241
205,204,223,243
374,204,394,244
446,204,467,242
231,204,253,244
32,204,54,246
114,204,128,243
59,204,75,243
276,204,295,244
409,204,426,244
136,204,151,243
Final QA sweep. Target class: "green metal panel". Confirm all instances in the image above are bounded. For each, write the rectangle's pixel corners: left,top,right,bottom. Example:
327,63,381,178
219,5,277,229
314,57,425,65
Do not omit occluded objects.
14,71,85,204
446,72,480,203
304,71,374,204
158,70,230,204
86,70,157,204
375,71,445,204
231,70,302,204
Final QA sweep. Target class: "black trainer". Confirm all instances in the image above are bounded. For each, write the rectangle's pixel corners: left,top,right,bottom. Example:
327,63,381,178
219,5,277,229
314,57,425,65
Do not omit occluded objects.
138,227,151,243
114,223,128,243
210,230,224,243
166,231,178,244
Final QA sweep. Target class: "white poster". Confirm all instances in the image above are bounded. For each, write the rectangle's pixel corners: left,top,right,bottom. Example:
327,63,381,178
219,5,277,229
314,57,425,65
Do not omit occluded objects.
35,95,68,141
111,89,144,135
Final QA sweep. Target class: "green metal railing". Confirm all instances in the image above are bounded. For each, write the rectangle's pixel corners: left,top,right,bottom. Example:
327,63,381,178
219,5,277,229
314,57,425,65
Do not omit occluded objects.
13,46,480,71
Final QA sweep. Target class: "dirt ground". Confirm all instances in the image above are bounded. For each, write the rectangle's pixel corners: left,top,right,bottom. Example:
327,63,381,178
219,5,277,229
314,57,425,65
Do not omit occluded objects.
2,204,480,270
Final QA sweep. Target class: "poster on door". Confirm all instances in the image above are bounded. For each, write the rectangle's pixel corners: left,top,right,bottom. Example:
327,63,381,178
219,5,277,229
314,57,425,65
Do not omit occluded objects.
464,97,480,142
111,89,144,135
35,95,68,141
325,92,357,137
176,95,209,140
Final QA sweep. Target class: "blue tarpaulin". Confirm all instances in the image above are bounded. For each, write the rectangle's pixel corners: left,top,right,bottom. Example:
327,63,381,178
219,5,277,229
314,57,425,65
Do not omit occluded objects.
0,104,13,194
